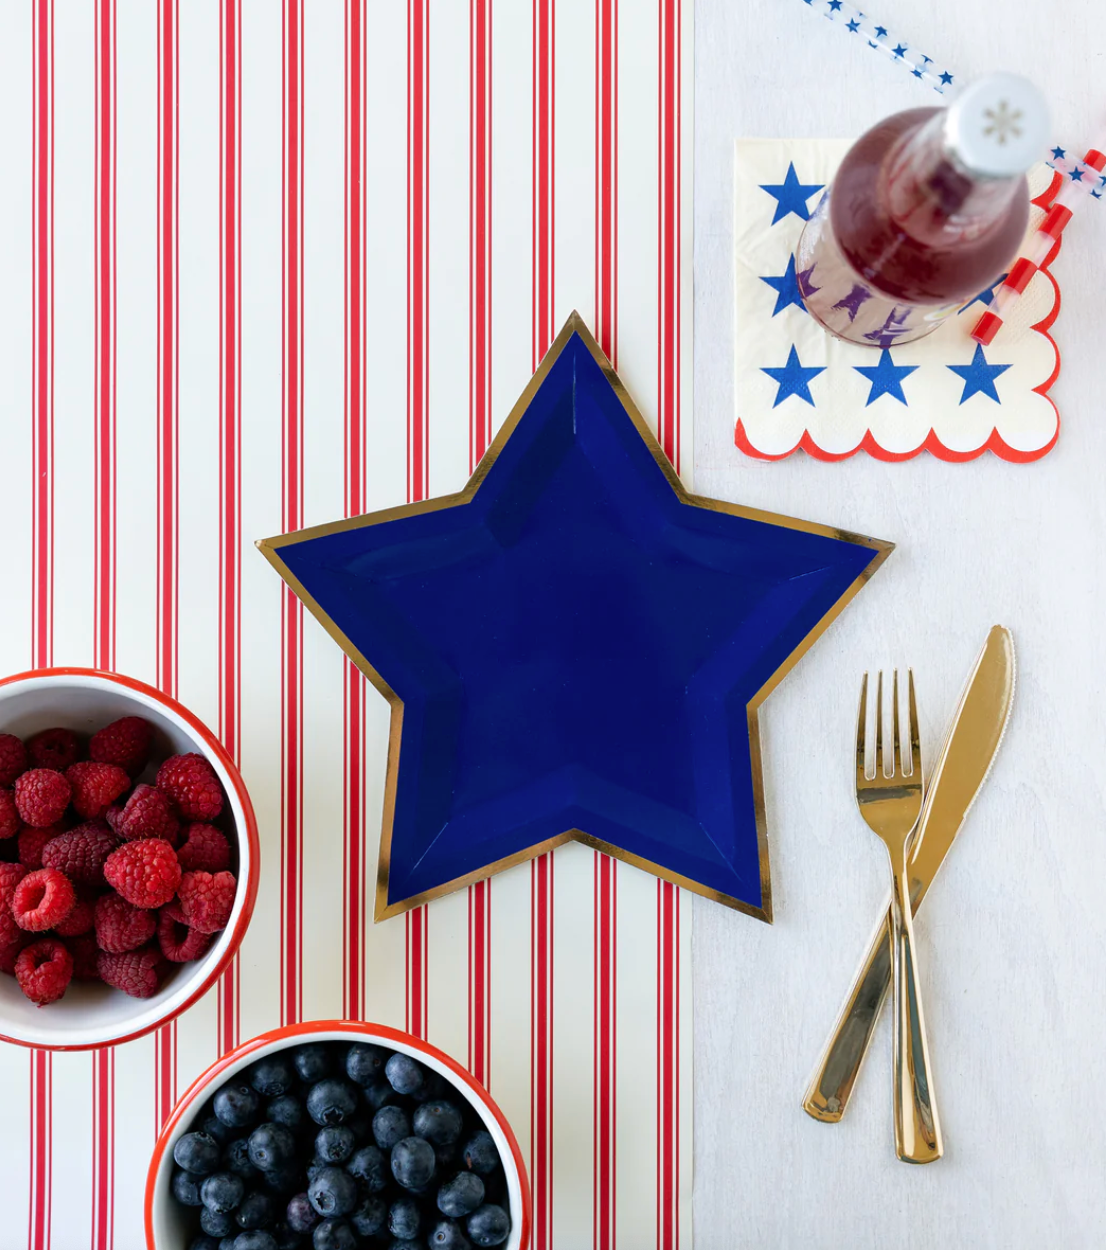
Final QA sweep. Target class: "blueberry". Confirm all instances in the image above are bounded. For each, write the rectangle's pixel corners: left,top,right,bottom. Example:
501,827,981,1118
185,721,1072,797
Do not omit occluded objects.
305,1159,326,1185
306,1079,359,1127
236,1190,278,1230
372,1104,411,1151
345,1042,388,1086
387,1197,421,1240
314,1126,355,1164
286,1193,320,1235
201,1114,235,1145
361,1080,399,1113
311,1219,358,1250
215,1084,262,1130
390,1136,436,1191
466,1203,510,1247
248,1123,297,1171
350,1195,387,1237
346,1144,389,1193
307,1166,359,1218
262,1162,302,1195
437,1171,485,1218
384,1053,426,1097
175,1131,222,1176
202,1171,246,1214
461,1131,499,1176
267,1095,305,1132
222,1138,261,1182
231,1234,279,1250
201,1208,238,1238
413,1100,464,1147
190,1237,222,1250
219,1240,236,1250
428,1219,473,1249
292,1044,331,1084
248,1054,296,1098
172,1168,205,1206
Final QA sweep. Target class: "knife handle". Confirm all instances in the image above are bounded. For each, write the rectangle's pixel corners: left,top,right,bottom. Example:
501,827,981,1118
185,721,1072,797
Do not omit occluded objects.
802,904,894,1121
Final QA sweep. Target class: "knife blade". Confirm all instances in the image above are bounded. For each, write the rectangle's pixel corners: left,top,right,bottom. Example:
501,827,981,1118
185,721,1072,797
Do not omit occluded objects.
802,624,1016,1122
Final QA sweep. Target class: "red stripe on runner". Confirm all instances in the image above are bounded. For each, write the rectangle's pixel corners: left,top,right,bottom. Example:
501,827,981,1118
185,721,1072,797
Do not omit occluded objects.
595,0,617,366
405,0,430,1038
281,0,305,1028
656,880,678,1250
468,880,491,1084
155,0,180,1132
93,0,117,1237
466,0,493,1090
657,0,679,471
92,1049,114,1250
218,0,243,1055
530,855,553,1250
593,854,616,1250
343,0,368,1022
531,0,555,369
30,3,53,1241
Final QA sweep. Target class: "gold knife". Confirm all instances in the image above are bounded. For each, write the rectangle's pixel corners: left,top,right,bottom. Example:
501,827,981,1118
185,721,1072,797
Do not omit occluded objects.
803,625,1016,1122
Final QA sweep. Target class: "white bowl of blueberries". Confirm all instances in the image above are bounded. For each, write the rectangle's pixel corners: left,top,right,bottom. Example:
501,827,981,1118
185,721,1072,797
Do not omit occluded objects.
145,1021,530,1250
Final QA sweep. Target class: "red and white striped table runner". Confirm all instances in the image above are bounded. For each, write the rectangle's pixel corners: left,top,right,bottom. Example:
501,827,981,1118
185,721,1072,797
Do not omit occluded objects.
0,2,693,1246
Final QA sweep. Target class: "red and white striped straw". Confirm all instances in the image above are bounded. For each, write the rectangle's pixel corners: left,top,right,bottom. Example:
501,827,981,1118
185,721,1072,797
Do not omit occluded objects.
972,147,1106,344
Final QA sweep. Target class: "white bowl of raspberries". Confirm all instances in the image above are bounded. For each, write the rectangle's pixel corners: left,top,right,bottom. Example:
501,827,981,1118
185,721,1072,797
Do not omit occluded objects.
146,1021,530,1250
0,667,259,1049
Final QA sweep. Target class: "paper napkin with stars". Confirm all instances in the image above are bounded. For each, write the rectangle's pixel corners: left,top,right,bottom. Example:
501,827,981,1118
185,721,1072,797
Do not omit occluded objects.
734,140,1063,462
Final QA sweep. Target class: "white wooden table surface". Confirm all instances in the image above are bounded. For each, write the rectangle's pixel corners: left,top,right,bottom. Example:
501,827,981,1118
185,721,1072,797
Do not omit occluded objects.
693,1,1106,1245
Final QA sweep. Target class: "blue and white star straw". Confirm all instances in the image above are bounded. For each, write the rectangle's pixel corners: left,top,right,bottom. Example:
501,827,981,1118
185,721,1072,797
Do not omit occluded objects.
801,0,1105,200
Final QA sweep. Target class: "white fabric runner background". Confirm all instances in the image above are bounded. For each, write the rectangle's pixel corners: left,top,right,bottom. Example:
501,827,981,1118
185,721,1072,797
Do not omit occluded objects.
695,0,1106,1246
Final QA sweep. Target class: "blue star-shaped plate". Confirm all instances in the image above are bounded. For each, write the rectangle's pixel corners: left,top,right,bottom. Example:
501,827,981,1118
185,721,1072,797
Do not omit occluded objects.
259,315,892,922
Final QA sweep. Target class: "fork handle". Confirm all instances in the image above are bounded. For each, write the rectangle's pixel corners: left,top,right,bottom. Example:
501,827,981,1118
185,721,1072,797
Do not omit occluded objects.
889,862,942,1163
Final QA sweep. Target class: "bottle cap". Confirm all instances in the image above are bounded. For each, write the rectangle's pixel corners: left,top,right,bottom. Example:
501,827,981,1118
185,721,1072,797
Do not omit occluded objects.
944,73,1050,179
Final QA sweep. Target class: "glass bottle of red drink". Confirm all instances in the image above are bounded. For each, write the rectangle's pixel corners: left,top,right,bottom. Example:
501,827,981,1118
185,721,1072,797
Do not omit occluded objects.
796,74,1049,346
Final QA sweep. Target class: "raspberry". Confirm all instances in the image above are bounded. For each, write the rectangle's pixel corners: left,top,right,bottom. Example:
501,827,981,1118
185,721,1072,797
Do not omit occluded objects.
12,868,77,932
105,803,125,835
156,753,224,822
161,897,186,924
14,769,71,827
94,893,157,952
66,761,130,821
18,823,64,869
66,932,101,981
27,727,83,772
0,734,28,787
157,907,214,962
54,897,94,937
176,823,231,873
97,944,164,998
15,938,73,1004
0,790,19,840
0,863,27,909
117,784,180,844
89,715,154,777
41,821,118,889
104,839,181,909
178,870,237,934
0,938,27,975
0,905,25,948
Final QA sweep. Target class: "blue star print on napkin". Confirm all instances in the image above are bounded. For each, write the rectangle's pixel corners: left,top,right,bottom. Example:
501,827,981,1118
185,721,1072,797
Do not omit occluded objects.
854,350,917,406
258,314,891,920
948,343,1011,403
762,345,824,407
958,275,1007,314
759,163,823,224
759,256,807,316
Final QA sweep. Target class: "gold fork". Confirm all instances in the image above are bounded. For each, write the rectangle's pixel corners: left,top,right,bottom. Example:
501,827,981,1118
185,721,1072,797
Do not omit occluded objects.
855,670,942,1164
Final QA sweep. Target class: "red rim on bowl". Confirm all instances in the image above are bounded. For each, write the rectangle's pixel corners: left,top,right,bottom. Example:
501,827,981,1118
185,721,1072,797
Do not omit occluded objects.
145,1020,532,1250
0,666,260,1050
